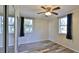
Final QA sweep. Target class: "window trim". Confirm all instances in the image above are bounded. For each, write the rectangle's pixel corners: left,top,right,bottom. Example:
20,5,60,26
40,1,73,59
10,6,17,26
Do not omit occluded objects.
24,18,33,34
59,16,67,34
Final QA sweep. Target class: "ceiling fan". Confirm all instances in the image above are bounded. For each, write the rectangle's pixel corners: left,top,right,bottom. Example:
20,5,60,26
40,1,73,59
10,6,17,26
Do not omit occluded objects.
37,6,60,16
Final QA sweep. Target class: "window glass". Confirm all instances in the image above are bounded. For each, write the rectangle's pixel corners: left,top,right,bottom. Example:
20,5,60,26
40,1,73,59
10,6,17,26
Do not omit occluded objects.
59,16,67,25
0,16,3,33
8,26,14,33
8,17,14,33
24,19,32,25
59,16,67,34
8,17,14,25
24,18,33,33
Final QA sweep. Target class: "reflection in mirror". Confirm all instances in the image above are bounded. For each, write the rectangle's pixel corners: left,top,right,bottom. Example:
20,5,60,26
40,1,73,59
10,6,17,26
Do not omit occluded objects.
0,5,4,53
8,5,15,53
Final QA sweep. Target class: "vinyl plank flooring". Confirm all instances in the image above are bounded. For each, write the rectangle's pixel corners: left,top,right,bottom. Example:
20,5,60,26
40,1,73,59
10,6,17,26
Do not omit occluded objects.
0,40,76,53
19,40,76,53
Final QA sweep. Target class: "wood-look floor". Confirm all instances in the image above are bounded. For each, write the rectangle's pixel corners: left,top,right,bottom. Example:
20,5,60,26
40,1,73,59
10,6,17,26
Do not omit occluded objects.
18,40,76,53
0,40,76,53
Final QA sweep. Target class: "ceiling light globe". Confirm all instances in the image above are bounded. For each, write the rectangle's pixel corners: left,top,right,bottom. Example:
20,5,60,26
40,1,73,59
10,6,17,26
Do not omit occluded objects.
45,12,51,16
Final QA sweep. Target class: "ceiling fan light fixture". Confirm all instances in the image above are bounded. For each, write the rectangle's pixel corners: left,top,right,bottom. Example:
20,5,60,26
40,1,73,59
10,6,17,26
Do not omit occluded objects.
45,12,51,16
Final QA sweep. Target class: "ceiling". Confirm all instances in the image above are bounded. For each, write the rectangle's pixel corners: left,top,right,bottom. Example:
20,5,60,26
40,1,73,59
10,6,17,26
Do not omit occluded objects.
19,5,79,18
0,5,79,18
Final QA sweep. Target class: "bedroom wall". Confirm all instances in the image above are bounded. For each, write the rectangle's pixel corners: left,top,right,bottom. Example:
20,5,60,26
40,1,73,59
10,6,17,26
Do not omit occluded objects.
49,9,79,52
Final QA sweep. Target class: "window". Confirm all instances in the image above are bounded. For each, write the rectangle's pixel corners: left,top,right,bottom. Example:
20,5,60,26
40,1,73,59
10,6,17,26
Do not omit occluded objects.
59,16,67,34
0,16,14,33
0,16,3,33
24,18,33,33
8,17,14,33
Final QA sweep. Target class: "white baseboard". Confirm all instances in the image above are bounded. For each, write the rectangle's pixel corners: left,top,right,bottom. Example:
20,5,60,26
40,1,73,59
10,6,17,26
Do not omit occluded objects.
18,39,48,46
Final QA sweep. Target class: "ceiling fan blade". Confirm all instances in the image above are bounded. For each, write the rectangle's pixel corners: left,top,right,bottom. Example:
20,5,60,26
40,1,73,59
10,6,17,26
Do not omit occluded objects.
41,6,46,9
51,12,58,15
37,12,45,14
52,7,60,10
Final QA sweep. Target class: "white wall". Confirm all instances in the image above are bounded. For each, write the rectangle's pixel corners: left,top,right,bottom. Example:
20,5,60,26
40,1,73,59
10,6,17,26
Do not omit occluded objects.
49,9,79,52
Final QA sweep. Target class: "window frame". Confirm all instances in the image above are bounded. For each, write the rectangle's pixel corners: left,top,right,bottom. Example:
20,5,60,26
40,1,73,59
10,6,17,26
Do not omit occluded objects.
59,16,67,34
24,18,33,34
8,16,14,34
0,16,14,34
